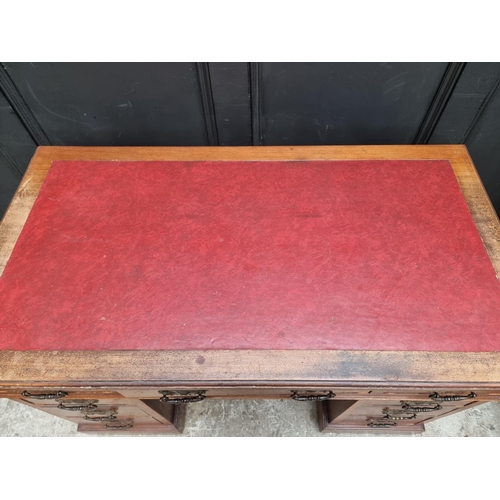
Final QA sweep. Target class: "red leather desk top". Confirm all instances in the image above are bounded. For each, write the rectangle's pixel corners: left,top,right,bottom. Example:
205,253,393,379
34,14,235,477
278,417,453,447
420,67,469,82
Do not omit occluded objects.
1,159,500,351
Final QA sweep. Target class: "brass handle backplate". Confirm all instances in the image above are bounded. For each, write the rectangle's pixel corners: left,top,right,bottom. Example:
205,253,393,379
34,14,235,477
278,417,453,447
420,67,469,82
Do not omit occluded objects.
368,421,397,428
83,412,117,422
429,392,476,402
105,420,133,429
58,401,98,411
291,391,335,401
22,391,68,400
401,402,442,412
159,391,206,404
383,411,417,421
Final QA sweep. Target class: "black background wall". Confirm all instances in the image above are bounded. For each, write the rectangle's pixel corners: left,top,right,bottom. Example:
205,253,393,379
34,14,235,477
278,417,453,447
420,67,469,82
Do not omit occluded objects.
1,62,499,217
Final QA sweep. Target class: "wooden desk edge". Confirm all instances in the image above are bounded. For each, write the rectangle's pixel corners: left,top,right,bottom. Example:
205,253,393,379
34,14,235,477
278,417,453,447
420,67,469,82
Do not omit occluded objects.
1,146,500,388
1,350,500,387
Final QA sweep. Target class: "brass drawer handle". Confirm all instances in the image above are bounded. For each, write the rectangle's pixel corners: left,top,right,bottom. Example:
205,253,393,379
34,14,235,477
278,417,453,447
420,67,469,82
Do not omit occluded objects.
291,391,335,401
383,411,417,421
83,412,117,422
159,391,206,404
429,392,476,402
105,420,133,429
22,391,68,400
401,402,442,412
58,401,98,411
368,421,397,428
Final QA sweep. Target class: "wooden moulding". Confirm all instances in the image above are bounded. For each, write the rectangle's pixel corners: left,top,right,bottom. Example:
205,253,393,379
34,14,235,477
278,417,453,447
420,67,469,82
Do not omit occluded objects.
1,146,500,389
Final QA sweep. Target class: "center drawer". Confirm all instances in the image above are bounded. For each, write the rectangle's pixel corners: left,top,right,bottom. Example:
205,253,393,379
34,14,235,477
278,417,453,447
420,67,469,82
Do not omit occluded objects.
117,388,370,399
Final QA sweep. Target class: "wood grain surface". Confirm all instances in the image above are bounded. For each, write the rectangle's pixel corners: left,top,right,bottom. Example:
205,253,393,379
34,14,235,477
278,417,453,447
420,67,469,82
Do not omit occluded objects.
1,350,500,386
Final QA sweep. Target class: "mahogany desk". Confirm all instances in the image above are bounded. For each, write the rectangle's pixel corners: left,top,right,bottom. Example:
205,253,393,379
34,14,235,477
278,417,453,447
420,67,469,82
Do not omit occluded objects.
1,145,500,434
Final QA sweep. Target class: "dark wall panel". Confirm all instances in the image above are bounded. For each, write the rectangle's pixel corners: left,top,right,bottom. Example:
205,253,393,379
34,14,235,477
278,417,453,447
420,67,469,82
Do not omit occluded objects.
209,63,251,145
465,84,500,214
0,90,37,216
2,62,500,218
0,91,37,173
0,156,19,218
430,63,500,144
260,63,448,145
3,63,208,146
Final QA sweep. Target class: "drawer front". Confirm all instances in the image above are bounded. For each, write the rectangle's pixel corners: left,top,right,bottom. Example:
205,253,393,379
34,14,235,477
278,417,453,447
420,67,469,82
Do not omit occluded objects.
46,403,151,419
340,406,445,425
118,388,369,400
368,389,499,401
64,406,162,426
318,400,425,432
76,406,181,433
78,416,163,431
7,389,123,404
321,400,424,425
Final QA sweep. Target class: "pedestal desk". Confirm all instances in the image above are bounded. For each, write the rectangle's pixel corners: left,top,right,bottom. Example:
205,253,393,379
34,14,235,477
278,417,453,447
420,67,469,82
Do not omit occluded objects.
1,145,500,434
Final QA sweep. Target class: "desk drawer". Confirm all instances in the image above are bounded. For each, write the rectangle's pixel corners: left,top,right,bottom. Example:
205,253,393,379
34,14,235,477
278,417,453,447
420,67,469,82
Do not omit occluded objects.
6,389,123,404
47,403,149,419
66,413,163,426
75,403,183,434
75,414,169,432
368,389,500,401
77,420,174,433
117,387,369,400
336,404,447,425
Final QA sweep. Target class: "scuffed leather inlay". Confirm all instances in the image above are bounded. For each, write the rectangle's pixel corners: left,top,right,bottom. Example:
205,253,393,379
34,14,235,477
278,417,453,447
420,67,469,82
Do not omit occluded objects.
1,160,500,351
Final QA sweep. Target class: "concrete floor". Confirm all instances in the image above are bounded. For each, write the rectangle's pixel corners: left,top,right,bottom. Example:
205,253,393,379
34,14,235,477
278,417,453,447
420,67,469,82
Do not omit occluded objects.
1,398,500,436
